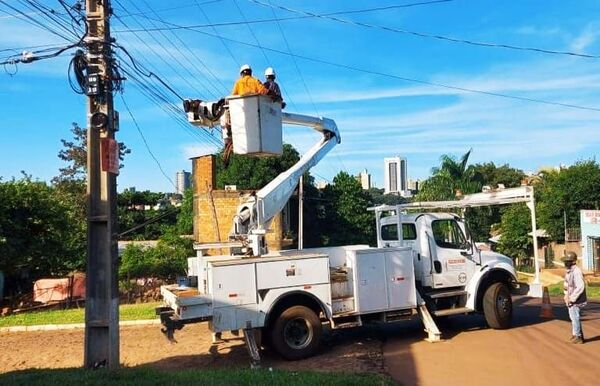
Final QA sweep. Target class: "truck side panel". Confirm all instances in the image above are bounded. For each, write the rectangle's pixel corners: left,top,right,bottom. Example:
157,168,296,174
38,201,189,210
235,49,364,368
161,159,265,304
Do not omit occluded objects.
256,256,329,290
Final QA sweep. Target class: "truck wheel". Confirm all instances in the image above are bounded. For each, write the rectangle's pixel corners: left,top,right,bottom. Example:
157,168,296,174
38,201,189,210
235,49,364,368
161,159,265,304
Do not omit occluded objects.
483,282,512,329
270,305,322,360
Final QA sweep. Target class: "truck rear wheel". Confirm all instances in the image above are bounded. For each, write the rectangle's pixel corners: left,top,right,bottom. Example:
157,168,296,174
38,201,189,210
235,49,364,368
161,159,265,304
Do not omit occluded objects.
270,305,322,360
483,282,512,329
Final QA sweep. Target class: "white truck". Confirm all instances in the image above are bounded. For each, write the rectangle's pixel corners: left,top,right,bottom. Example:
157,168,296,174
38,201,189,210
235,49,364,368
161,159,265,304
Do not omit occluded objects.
157,95,518,362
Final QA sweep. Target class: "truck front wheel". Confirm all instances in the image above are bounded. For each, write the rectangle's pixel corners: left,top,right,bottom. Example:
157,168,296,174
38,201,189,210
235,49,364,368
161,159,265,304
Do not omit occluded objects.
270,305,322,360
483,282,512,329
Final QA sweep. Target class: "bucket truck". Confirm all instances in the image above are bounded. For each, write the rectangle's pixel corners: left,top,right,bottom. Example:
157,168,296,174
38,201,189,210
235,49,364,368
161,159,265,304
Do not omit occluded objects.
157,94,519,363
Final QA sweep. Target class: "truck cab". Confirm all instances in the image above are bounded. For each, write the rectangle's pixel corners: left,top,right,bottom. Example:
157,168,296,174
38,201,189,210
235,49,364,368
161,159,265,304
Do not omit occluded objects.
376,210,517,326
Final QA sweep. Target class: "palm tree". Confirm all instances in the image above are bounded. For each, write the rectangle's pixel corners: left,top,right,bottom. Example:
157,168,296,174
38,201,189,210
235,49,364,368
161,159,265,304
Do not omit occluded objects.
417,149,482,201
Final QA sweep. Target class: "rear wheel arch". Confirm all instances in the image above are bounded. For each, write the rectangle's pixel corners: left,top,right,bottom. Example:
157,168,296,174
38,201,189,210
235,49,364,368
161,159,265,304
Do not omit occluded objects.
264,291,327,329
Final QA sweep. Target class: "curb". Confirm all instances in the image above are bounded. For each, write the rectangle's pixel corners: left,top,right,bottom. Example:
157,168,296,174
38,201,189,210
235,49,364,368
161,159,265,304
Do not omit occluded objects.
0,319,161,333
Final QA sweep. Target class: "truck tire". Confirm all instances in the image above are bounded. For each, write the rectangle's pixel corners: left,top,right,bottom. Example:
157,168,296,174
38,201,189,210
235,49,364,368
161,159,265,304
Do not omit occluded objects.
270,305,322,360
483,282,512,329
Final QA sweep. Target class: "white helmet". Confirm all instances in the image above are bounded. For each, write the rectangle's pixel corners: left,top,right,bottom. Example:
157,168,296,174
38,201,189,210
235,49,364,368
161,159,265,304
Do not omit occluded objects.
264,67,276,77
239,64,251,74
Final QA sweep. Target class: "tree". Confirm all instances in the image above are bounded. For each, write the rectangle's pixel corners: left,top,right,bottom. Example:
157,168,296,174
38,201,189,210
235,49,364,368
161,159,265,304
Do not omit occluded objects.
321,172,375,246
53,122,131,184
537,160,600,241
215,143,300,190
466,163,526,241
496,204,532,262
0,177,84,294
176,188,194,235
367,187,407,206
416,149,483,201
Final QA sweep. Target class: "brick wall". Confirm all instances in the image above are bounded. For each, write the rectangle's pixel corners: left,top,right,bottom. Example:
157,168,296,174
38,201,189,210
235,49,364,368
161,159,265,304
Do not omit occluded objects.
192,155,283,255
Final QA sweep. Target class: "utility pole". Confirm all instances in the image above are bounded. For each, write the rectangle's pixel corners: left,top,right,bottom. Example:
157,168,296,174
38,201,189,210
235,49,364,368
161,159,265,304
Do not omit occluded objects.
84,0,120,369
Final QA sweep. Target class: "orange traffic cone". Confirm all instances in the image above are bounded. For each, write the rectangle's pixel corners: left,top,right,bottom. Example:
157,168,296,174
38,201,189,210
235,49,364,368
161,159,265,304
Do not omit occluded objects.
540,286,554,318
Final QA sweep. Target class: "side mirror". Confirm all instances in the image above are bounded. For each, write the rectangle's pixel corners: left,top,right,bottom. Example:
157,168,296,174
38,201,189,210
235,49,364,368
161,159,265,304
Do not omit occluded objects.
433,260,442,274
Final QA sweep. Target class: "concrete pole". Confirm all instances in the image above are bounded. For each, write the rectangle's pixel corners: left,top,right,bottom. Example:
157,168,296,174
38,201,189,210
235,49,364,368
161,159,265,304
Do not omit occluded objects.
84,0,120,369
298,175,303,250
527,193,541,285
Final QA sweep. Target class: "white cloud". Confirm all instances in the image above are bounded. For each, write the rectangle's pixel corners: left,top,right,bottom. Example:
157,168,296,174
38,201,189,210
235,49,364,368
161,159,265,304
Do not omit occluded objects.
570,23,600,52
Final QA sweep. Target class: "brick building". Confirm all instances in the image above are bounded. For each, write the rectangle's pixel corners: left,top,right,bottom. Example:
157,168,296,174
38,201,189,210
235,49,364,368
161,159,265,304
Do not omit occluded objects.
191,155,286,255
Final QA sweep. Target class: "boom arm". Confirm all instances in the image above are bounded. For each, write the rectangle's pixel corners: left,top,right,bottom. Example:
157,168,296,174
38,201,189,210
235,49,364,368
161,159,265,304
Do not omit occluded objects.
232,112,341,253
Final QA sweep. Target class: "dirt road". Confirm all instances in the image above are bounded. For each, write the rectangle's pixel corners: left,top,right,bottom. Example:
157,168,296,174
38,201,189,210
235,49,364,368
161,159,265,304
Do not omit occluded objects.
1,297,598,385
383,297,600,386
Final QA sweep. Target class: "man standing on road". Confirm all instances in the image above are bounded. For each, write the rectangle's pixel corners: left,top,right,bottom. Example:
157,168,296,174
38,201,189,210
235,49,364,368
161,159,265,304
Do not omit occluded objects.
563,251,587,344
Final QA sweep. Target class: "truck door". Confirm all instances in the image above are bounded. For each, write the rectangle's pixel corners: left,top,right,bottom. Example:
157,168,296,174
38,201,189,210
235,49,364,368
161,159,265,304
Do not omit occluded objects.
428,218,477,288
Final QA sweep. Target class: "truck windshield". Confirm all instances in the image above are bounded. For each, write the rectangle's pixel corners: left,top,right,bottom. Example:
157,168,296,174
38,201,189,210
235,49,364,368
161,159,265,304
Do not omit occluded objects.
381,223,417,241
432,219,468,249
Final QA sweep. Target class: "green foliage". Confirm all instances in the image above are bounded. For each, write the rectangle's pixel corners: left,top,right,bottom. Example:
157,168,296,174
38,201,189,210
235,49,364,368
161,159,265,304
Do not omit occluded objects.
119,228,192,279
177,188,194,235
367,187,406,206
465,163,526,241
0,368,392,386
321,172,375,246
472,162,526,188
496,203,532,260
117,188,179,240
215,143,300,190
416,149,482,201
537,160,600,241
0,177,84,286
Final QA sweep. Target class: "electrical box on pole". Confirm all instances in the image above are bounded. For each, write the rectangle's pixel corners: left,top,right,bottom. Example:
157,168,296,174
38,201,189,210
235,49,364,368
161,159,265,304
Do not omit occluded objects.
84,0,120,369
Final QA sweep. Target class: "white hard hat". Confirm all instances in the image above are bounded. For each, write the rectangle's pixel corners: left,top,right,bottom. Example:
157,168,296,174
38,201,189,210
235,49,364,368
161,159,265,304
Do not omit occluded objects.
264,67,276,77
239,64,251,73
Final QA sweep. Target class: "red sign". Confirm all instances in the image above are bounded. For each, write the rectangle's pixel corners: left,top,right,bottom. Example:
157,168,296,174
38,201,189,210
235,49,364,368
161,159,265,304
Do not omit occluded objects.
101,138,119,175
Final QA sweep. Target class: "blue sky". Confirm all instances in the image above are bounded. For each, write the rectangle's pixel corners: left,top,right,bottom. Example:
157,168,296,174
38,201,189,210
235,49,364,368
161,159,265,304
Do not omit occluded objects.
2,0,600,192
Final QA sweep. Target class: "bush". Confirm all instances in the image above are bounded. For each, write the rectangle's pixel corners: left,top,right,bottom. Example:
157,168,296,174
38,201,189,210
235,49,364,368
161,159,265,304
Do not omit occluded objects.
119,228,192,280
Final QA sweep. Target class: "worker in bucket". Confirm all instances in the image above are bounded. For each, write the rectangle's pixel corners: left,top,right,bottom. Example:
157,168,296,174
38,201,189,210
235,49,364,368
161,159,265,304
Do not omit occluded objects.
232,64,268,96
563,251,587,344
263,67,285,108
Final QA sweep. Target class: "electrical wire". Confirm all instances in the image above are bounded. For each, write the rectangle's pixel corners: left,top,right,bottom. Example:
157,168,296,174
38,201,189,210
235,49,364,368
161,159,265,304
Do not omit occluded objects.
193,0,239,66
133,0,228,95
119,93,178,190
132,23,600,113
113,43,186,101
112,0,210,100
265,0,318,115
249,0,600,60
0,0,74,42
115,0,457,33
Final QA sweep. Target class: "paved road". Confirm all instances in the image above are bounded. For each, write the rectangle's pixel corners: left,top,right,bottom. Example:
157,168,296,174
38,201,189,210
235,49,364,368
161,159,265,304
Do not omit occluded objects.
383,297,600,386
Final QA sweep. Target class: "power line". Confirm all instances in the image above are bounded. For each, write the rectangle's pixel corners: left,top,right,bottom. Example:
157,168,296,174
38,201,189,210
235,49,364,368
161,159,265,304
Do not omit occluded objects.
0,0,74,42
118,61,223,148
249,0,600,60
112,0,211,99
231,0,299,111
265,0,318,115
193,0,239,66
119,93,178,189
135,0,228,94
129,23,600,113
114,0,457,33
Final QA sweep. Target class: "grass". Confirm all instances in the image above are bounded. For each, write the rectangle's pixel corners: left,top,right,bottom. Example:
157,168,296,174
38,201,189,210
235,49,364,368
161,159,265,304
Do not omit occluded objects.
547,282,600,299
0,367,392,386
0,302,160,328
